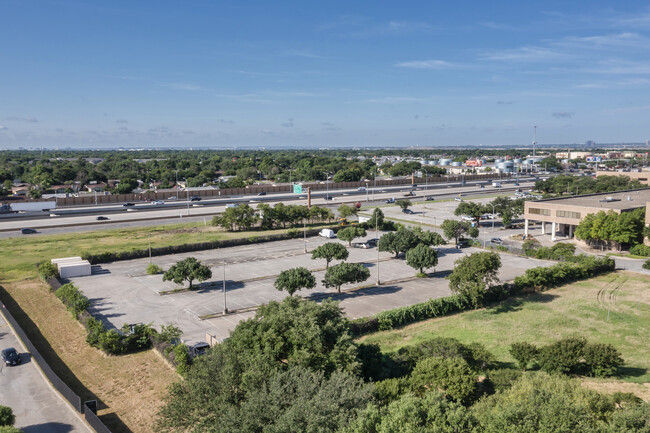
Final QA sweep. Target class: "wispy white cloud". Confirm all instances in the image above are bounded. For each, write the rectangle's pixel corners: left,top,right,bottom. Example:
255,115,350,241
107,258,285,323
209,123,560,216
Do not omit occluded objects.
395,59,458,69
161,82,206,91
317,15,435,38
283,49,329,59
480,46,567,62
6,116,38,122
552,112,574,119
365,96,424,103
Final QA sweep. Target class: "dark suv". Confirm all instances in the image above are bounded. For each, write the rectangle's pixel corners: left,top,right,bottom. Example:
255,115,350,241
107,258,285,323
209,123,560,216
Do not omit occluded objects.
190,196,202,202
2,347,21,366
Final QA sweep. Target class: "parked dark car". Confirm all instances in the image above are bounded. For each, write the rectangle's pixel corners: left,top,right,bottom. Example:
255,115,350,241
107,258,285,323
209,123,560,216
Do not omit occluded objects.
402,208,414,214
490,237,504,245
123,202,135,207
191,342,210,358
21,228,37,234
96,216,109,220
2,347,21,366
366,238,379,247
456,239,471,248
190,196,202,202
257,192,267,196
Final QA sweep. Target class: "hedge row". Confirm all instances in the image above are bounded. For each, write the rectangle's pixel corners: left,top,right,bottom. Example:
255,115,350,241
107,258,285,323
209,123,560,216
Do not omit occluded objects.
55,283,90,318
82,227,329,264
629,244,650,257
349,256,615,336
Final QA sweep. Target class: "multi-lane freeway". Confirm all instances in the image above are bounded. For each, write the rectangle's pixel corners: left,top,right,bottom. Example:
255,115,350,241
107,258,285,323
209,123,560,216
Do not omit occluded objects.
0,177,538,237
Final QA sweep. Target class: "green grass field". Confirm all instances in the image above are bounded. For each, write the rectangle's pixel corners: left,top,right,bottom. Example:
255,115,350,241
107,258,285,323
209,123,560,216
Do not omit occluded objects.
360,271,650,384
0,221,328,282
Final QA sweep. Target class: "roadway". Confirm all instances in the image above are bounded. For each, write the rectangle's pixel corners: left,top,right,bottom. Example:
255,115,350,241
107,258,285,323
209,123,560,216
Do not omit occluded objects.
0,178,537,237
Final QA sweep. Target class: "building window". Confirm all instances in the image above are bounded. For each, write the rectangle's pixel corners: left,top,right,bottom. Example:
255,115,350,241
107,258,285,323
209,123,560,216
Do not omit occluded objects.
556,210,581,219
529,208,550,216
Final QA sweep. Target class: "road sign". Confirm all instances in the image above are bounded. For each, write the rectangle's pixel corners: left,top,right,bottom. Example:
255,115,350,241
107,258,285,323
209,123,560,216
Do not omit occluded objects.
293,184,302,194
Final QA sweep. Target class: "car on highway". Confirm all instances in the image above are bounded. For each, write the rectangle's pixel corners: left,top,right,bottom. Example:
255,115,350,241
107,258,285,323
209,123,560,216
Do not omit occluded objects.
21,228,37,234
402,208,414,214
319,229,336,238
425,196,435,201
152,200,165,205
454,197,463,202
2,347,21,366
257,192,267,196
385,198,395,204
96,216,109,220
403,191,416,197
190,196,202,202
324,196,334,200
168,196,177,200
490,237,504,245
123,202,135,207
478,184,485,189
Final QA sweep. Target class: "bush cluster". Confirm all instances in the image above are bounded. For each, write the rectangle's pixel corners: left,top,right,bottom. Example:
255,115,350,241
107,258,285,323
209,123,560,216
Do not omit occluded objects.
630,244,650,257
55,283,90,318
81,314,157,355
350,256,614,337
37,262,59,281
509,337,623,378
513,256,615,291
146,263,163,274
644,259,650,270
82,228,327,264
525,242,577,261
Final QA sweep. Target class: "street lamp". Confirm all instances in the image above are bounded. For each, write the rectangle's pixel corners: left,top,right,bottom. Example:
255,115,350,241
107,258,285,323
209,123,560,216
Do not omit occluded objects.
424,169,428,191
222,263,228,315
303,219,307,253
376,215,380,285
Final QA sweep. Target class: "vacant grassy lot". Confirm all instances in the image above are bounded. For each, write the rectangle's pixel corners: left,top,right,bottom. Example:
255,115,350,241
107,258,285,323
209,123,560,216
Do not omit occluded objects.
0,222,324,432
360,271,650,396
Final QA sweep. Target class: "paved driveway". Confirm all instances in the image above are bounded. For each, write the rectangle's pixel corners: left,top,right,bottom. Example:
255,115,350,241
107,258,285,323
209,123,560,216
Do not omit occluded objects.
71,234,554,345
0,313,91,433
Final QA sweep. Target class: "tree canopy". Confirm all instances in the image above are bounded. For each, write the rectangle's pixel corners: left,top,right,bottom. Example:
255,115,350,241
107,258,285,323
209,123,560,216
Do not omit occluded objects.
322,262,370,293
337,226,367,246
311,242,349,268
447,251,501,308
441,219,479,245
162,257,212,290
406,244,438,275
274,267,316,296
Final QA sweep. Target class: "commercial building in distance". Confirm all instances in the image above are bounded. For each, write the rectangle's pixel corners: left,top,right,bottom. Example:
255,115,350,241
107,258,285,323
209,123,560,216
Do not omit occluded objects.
524,188,650,242
595,170,650,185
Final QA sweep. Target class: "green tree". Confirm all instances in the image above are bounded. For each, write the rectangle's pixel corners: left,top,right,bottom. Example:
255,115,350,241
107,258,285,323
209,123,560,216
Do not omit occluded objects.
406,244,438,276
410,356,478,404
322,262,370,293
212,203,259,231
338,204,358,219
162,257,212,290
414,228,446,247
0,406,15,427
582,342,623,378
367,207,385,229
537,337,587,375
337,226,367,246
311,242,349,268
454,201,486,223
274,267,316,296
397,199,412,210
441,219,479,245
114,178,138,194
378,227,420,258
447,252,501,308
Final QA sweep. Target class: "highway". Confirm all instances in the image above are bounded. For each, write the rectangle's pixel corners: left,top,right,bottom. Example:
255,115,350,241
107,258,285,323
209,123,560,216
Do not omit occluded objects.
0,177,537,237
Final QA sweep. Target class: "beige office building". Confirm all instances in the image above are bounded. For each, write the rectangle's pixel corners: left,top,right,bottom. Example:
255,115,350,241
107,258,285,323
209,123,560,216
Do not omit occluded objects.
595,170,650,185
524,189,650,242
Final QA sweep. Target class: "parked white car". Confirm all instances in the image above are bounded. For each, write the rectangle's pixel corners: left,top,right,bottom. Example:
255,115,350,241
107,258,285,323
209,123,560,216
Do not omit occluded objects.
319,229,336,238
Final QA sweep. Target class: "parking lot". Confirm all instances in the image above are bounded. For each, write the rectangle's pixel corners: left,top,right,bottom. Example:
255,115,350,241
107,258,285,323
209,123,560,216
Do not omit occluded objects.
71,217,554,344
0,313,90,432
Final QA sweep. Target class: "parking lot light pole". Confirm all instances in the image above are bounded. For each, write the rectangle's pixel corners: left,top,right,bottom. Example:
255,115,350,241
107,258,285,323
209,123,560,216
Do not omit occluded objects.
303,219,307,253
223,264,228,315
376,217,380,285
365,182,369,201
491,204,496,234
149,233,152,264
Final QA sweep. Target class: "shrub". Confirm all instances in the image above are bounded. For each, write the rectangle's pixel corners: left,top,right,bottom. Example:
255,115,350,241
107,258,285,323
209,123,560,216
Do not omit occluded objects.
84,316,106,347
643,259,650,270
0,405,15,427
486,368,522,393
410,356,478,404
173,344,191,375
55,283,90,318
629,244,650,257
287,228,299,238
537,337,587,374
37,262,59,281
0,426,23,433
509,342,539,370
583,343,623,378
98,329,125,354
373,377,409,404
146,263,163,275
121,323,156,352
157,324,182,344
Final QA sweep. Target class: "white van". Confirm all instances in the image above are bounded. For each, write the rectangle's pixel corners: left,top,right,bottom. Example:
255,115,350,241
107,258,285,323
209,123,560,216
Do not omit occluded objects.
319,229,336,238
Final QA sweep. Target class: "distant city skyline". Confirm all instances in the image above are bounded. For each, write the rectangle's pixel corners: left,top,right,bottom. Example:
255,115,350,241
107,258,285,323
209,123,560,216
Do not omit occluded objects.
2,1,650,149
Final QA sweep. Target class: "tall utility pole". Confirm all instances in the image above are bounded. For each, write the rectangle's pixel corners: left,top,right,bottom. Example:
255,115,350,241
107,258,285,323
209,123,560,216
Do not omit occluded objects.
149,233,152,264
222,264,228,315
376,215,380,285
533,125,537,157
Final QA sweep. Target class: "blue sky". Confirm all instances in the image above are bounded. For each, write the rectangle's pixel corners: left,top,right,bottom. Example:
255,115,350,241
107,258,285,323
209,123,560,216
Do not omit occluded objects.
2,1,650,149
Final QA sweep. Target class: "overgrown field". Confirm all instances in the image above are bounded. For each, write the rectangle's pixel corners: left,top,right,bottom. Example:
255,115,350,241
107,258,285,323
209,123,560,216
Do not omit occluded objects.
360,271,650,391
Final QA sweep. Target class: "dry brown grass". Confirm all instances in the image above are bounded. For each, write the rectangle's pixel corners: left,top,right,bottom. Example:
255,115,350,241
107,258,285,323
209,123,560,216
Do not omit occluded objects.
2,279,177,433
581,379,650,402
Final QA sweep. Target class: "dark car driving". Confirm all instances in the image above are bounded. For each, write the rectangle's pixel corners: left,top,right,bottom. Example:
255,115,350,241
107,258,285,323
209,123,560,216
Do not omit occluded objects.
21,228,37,234
190,196,202,202
122,202,135,207
2,347,21,366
